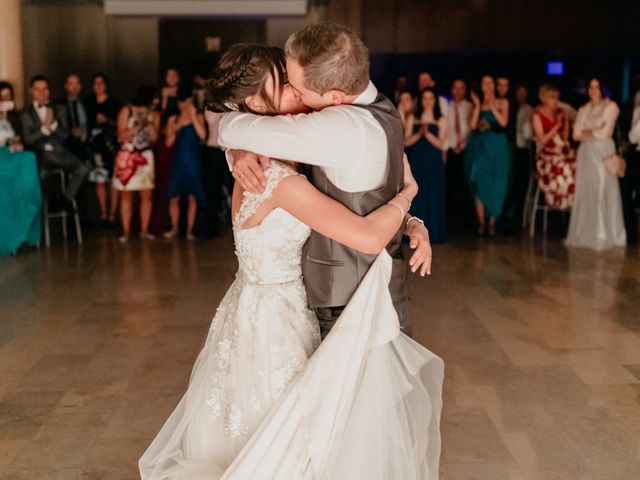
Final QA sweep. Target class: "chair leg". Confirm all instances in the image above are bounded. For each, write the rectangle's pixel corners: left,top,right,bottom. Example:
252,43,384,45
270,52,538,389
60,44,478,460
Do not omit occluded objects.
72,199,83,245
522,176,535,229
529,185,540,238
543,207,548,235
44,200,51,248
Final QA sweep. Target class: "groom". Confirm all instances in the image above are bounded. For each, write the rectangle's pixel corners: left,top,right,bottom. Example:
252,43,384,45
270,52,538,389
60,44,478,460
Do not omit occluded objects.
217,23,432,338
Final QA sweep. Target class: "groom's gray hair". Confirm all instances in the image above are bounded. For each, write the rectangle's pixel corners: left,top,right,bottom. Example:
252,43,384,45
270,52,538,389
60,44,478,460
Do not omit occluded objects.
284,22,369,96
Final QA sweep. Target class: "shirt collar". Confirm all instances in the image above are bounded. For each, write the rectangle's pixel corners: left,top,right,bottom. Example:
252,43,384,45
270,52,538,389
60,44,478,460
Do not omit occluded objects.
352,81,378,106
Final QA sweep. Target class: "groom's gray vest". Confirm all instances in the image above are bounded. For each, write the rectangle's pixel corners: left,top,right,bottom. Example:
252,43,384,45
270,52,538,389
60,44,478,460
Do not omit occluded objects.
301,93,410,329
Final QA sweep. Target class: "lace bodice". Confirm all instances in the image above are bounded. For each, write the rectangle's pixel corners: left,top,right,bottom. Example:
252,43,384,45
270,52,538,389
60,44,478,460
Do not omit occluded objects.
233,161,310,285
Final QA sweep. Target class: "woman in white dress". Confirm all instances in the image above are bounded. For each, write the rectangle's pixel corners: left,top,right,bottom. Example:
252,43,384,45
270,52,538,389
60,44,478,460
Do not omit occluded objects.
565,78,626,250
139,45,443,480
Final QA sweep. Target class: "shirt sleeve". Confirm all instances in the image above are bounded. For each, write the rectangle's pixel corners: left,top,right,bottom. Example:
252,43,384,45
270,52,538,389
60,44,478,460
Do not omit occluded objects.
572,106,586,141
592,101,619,140
218,109,363,171
629,108,640,145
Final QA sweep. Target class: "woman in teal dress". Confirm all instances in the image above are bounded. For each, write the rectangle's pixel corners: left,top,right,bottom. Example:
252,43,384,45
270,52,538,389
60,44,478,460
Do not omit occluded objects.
0,83,42,254
465,75,511,237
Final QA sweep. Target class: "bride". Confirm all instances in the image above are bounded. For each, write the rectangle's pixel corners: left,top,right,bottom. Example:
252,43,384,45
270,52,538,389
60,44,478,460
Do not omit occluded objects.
139,44,444,480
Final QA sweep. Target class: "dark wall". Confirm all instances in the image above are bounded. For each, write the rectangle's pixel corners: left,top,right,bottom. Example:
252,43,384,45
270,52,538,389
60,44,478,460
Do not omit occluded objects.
331,0,640,54
158,19,267,84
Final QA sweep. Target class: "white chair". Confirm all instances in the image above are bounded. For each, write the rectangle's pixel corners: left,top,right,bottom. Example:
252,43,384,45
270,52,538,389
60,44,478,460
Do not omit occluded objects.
43,169,83,247
528,184,550,238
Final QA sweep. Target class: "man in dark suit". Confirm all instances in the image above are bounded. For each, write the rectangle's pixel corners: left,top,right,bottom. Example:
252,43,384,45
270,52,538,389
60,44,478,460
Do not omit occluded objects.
20,74,89,203
56,73,88,160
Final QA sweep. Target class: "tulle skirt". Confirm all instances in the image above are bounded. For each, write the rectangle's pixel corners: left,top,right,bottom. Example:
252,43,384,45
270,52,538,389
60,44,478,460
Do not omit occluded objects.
140,251,444,479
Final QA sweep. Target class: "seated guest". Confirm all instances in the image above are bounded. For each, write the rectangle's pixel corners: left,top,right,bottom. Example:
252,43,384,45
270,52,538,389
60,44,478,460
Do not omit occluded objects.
444,79,473,229
531,84,576,211
0,81,42,255
57,74,88,160
20,74,89,205
164,87,206,240
0,81,23,144
85,72,122,226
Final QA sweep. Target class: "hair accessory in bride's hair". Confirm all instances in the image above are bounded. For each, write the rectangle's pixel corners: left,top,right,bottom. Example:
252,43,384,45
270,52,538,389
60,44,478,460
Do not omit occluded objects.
224,101,239,112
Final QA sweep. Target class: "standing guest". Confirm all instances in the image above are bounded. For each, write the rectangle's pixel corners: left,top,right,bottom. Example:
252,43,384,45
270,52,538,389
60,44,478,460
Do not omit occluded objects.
445,79,473,229
58,74,88,160
513,85,534,221
565,78,626,250
496,75,518,231
150,68,181,234
393,74,409,103
396,90,415,127
405,87,448,244
84,72,122,227
20,74,89,207
114,86,160,243
164,87,206,240
531,84,576,211
418,71,435,91
465,75,511,237
192,74,207,112
625,104,640,244
160,67,180,123
418,71,447,114
200,109,228,236
0,81,42,255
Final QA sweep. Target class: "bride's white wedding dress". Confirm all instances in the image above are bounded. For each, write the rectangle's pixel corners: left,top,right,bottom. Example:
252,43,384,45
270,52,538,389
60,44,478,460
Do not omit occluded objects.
139,161,444,480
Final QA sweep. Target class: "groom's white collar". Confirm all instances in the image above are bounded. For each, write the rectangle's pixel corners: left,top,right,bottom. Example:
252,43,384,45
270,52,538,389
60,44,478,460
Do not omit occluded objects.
352,81,378,106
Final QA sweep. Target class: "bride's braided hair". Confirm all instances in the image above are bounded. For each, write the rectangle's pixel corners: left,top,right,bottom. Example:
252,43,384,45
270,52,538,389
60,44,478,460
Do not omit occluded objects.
206,44,286,113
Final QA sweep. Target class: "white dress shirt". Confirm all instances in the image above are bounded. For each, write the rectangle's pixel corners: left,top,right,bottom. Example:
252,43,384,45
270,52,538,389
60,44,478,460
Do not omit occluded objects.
33,101,58,136
516,103,534,148
218,81,388,192
444,99,472,150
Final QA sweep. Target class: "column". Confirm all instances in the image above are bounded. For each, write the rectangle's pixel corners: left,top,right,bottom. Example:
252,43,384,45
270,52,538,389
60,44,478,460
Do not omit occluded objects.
0,0,25,106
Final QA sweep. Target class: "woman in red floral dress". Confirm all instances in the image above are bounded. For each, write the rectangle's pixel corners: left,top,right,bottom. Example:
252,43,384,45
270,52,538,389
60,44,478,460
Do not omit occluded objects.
532,84,576,210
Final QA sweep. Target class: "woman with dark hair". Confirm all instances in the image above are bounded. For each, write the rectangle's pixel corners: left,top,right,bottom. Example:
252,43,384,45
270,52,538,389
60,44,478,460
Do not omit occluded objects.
404,87,448,243
565,77,626,250
113,86,160,243
465,75,511,237
163,86,206,239
139,42,442,480
84,72,122,226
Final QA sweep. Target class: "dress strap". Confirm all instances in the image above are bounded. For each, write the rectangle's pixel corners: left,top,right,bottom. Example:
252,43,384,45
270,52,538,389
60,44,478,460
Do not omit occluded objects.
233,161,298,229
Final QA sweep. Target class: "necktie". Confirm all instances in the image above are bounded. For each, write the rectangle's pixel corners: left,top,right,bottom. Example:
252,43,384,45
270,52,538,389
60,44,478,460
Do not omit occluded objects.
71,100,79,128
454,104,462,149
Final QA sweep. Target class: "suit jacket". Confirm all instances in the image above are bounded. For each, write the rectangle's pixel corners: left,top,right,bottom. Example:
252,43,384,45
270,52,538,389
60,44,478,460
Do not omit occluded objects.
20,103,69,153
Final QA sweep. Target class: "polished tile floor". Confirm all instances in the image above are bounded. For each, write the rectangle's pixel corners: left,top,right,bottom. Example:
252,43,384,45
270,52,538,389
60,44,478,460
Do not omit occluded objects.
1,233,639,479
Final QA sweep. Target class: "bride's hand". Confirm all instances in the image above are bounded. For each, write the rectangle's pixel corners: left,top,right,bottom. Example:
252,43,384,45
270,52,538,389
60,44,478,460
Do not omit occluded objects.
402,153,418,202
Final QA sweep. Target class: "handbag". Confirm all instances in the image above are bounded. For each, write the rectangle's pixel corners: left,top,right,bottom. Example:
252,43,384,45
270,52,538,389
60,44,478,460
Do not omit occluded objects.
603,154,626,178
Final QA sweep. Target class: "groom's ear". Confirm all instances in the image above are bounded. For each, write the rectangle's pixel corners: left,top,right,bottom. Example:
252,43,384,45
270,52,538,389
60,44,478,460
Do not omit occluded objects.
245,95,267,113
323,90,346,106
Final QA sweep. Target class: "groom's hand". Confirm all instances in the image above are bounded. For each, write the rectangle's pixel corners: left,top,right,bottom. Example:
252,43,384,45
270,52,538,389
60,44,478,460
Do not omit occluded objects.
407,221,432,277
230,149,270,193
